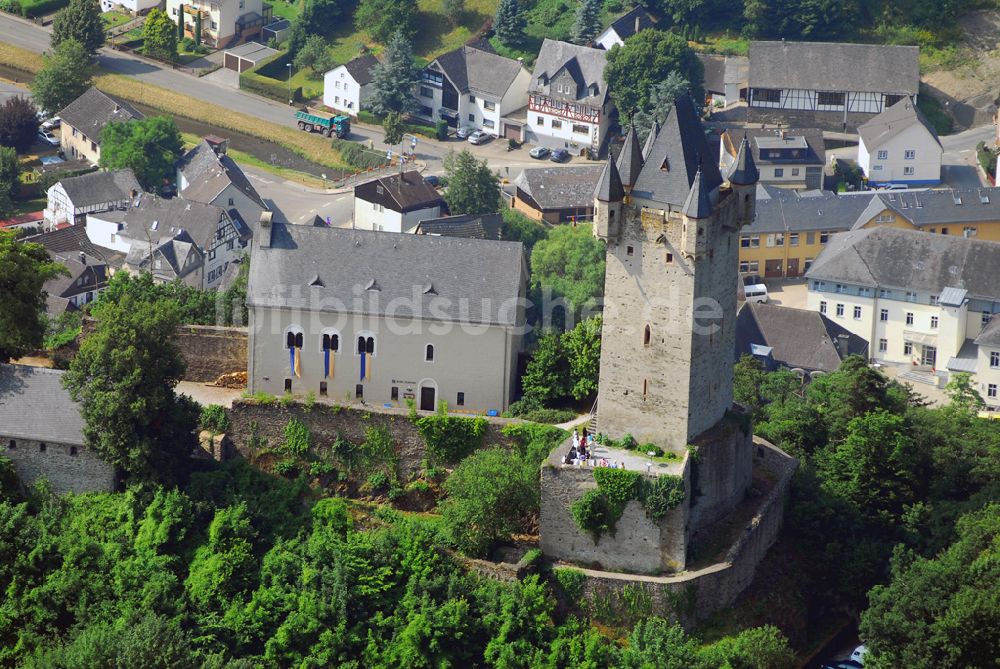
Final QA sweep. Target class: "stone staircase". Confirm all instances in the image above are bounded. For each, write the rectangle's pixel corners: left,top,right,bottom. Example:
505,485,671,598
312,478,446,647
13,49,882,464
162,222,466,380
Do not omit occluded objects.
587,397,599,434
898,369,946,387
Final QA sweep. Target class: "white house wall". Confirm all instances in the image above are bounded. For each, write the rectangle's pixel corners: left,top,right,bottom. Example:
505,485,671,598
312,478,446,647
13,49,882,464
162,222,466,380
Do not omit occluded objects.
323,67,362,115
862,123,942,186
750,89,903,114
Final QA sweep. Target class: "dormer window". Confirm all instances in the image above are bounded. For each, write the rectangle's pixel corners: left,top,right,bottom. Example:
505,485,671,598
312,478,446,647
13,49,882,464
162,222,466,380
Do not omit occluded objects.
537,76,547,87
589,84,598,96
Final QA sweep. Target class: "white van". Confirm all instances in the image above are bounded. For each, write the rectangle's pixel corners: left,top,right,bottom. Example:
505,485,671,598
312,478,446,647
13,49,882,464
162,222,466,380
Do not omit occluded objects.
742,274,769,303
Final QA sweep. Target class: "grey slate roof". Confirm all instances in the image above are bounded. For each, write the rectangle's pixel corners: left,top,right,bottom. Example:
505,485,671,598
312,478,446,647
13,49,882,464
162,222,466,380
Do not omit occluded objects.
248,224,525,326
58,87,143,141
938,286,968,308
101,195,228,250
0,364,85,445
415,212,502,239
858,98,941,149
975,315,1000,348
683,169,712,219
616,125,643,187
57,169,141,208
27,224,124,267
727,134,759,186
605,6,654,42
641,120,659,160
870,188,1000,227
735,302,868,372
805,227,1000,301
432,43,525,99
698,54,727,95
530,39,608,107
721,127,825,168
177,140,267,210
631,95,722,207
341,53,380,87
595,157,624,202
515,165,604,210
355,170,444,211
749,41,919,95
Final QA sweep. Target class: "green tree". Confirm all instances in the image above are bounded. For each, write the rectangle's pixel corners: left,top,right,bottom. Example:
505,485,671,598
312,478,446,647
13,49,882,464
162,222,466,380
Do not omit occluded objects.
62,292,199,481
0,96,40,154
631,72,691,141
440,447,538,556
618,618,705,669
369,31,419,115
860,504,1000,669
0,146,19,217
562,315,601,401
805,354,908,441
31,39,93,115
302,0,350,36
51,0,105,57
356,0,417,43
733,354,766,416
521,330,571,404
93,271,219,325
0,230,68,362
605,29,704,122
185,503,259,611
742,0,861,40
443,0,464,25
142,8,179,62
293,33,330,74
570,0,602,45
944,371,985,412
700,625,797,669
442,149,500,215
99,116,184,191
529,223,605,324
493,0,526,46
382,111,405,146
501,208,548,255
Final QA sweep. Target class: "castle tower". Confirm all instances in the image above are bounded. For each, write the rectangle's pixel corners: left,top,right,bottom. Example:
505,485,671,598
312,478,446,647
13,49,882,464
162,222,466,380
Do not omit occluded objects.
593,154,624,242
593,96,757,453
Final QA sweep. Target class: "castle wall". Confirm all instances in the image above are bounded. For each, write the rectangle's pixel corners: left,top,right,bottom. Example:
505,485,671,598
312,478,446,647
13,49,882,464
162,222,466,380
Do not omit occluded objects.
1,437,115,494
688,409,754,531
174,325,248,383
539,455,690,574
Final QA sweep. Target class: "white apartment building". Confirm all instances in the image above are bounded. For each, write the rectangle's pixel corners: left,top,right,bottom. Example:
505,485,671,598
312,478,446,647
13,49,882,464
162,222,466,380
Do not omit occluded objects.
323,54,379,116
857,98,942,187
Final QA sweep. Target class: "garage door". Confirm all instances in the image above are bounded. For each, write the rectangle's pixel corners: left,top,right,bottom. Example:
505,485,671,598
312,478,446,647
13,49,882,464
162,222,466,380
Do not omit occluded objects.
224,53,239,71
764,259,783,278
504,123,521,140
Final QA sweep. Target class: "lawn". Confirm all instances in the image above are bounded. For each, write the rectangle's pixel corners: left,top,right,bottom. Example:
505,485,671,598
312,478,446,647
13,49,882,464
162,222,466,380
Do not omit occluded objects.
269,0,302,21
101,10,132,29
491,0,618,66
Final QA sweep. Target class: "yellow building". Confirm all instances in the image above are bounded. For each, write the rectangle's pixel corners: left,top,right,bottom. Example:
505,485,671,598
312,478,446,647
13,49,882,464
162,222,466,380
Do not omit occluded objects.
743,186,1000,277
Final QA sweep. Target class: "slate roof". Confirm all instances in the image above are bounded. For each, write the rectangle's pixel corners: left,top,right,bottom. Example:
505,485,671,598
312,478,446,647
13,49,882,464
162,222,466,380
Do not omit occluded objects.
56,169,141,208
515,165,604,210
341,53,380,87
736,302,868,373
605,6,654,41
0,364,85,445
595,157,624,203
683,169,712,219
975,315,1000,348
938,286,968,308
355,171,444,212
58,87,143,141
631,95,722,207
721,128,825,168
44,254,108,300
125,231,203,282
749,41,919,95
858,98,941,149
530,39,608,107
805,227,1000,301
248,224,525,326
868,188,1000,228
432,43,525,99
698,54,727,95
99,195,228,250
25,224,124,267
415,212,503,239
177,140,267,210
616,125,643,187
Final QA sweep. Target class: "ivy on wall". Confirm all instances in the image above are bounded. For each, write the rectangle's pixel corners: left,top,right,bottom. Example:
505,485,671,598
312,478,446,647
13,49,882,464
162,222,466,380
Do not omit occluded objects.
415,414,488,464
571,468,685,541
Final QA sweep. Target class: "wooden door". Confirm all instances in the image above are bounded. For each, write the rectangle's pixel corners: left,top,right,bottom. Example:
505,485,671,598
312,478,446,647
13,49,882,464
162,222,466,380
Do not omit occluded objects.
420,386,436,412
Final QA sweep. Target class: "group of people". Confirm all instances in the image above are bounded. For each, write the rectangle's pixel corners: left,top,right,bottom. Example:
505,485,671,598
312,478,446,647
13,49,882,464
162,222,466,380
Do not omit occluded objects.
563,428,627,469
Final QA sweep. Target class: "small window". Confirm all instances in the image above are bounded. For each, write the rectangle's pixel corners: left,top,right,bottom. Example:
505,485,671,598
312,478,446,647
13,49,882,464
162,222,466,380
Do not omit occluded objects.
991,351,999,368
665,252,673,263
322,333,339,351
284,379,292,392
774,168,784,178
836,303,844,317
7,440,14,450
425,344,435,362
853,306,862,319
878,338,887,352
391,386,399,401
355,384,364,399
320,382,328,396
904,149,915,160
989,384,997,399
880,308,888,322
357,336,375,355
904,341,913,355
39,443,47,453
819,300,827,314
70,446,78,457
456,392,465,406
469,95,476,102
906,312,914,325
877,150,888,160
643,324,651,347
903,166,914,176
930,316,939,329
626,246,634,256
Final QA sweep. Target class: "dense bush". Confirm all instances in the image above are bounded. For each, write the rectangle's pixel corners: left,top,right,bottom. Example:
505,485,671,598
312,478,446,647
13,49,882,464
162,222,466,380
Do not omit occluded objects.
415,413,488,464
331,137,390,170
199,404,230,433
18,0,68,17
517,408,577,424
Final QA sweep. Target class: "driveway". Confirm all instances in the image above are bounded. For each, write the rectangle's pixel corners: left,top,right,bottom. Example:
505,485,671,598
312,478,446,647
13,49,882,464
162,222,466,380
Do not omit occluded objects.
764,279,809,310
202,65,239,88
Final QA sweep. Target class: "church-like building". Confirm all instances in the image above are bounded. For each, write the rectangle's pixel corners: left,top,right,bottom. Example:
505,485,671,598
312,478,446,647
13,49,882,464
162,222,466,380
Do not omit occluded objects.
540,96,763,574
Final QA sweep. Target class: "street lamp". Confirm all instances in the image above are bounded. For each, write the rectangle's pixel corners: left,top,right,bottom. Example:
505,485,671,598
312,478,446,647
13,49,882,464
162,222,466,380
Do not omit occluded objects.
321,173,327,190
287,62,293,105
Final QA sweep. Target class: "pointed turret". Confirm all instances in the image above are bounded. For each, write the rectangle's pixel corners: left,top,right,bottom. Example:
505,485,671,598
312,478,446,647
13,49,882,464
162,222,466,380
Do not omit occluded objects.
683,168,712,219
616,125,643,189
727,134,759,186
641,120,659,161
595,155,624,202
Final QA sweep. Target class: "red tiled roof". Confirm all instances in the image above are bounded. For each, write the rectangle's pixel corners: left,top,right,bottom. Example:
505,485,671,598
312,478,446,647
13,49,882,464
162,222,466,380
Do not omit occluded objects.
0,211,44,229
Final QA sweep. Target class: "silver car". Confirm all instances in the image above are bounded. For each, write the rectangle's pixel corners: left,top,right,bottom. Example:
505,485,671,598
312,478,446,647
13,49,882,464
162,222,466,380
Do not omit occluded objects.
467,130,491,145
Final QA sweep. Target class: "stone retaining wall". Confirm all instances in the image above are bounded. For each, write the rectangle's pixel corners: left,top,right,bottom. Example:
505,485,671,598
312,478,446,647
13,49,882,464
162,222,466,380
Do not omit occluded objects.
0,437,115,495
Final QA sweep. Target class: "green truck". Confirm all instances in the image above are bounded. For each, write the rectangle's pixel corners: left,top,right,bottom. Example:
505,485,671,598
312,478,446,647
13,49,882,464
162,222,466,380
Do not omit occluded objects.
295,109,351,138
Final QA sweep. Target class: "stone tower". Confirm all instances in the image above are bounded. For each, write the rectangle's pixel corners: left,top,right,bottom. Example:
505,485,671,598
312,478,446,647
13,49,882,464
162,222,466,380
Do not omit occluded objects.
593,97,758,454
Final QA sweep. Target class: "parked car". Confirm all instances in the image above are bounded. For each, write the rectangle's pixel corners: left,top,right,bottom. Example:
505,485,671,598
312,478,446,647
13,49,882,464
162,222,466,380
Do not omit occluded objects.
741,274,768,303
37,130,60,146
878,183,908,191
424,175,440,188
467,130,491,145
550,148,571,163
41,117,61,131
529,146,551,159
455,126,473,139
850,645,867,665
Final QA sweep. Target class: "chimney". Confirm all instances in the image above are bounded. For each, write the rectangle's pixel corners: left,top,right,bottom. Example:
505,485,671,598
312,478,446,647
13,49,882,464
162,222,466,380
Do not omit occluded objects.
634,14,640,34
258,210,273,248
836,333,850,359
79,251,86,265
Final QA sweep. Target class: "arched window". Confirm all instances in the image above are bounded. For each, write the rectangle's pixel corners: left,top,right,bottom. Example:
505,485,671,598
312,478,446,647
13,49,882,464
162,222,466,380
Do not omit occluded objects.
425,344,434,362
286,329,303,349
643,324,651,347
322,333,339,352
357,335,375,355
286,331,295,348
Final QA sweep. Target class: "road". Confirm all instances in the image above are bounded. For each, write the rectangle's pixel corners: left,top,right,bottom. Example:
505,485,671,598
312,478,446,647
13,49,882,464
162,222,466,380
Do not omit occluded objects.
940,123,996,189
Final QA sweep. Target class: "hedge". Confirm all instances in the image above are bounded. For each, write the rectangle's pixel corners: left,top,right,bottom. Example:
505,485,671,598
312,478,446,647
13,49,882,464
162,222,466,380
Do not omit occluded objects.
356,110,443,140
330,138,390,171
17,0,68,17
239,51,302,103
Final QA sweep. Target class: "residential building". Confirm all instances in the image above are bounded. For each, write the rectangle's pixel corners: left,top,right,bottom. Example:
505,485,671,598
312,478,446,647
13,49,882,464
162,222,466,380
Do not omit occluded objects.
527,39,611,151
58,87,143,165
744,186,1000,278
167,0,271,48
27,224,124,312
415,212,502,239
720,128,824,190
735,301,868,375
594,6,654,50
0,364,115,495
973,316,1000,409
698,54,748,108
748,41,919,124
246,221,526,413
511,165,603,223
857,98,942,187
85,195,250,289
353,171,444,233
100,0,159,13
323,54,379,116
43,168,142,227
176,137,268,227
0,212,44,235
805,228,1000,391
414,41,530,138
